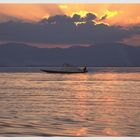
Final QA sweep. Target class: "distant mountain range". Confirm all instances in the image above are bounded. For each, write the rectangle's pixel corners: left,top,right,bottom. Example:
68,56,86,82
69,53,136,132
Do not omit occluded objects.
0,43,140,66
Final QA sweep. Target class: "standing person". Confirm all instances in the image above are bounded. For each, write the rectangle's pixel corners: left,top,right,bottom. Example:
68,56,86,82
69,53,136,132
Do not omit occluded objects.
83,66,87,72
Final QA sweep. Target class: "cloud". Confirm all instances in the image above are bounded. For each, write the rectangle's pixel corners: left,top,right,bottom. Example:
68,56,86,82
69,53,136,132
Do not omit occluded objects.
0,13,23,22
0,14,139,46
100,14,107,21
72,14,81,22
40,12,97,24
84,13,97,22
122,34,140,46
47,15,72,24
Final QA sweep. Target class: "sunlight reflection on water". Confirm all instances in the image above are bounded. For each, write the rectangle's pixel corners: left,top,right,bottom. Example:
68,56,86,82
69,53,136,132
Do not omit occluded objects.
0,67,140,136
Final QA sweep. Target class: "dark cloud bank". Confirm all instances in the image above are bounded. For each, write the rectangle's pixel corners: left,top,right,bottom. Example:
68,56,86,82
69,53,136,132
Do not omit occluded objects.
0,13,140,44
0,13,140,67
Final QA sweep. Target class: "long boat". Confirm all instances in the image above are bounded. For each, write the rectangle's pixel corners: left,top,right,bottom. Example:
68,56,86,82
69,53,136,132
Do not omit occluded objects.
40,69,88,74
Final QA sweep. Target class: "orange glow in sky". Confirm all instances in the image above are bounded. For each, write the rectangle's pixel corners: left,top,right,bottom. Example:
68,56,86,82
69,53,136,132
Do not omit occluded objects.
0,4,140,26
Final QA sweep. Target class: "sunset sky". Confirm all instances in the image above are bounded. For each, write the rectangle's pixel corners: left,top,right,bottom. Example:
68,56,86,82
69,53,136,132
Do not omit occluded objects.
0,4,140,25
0,4,140,47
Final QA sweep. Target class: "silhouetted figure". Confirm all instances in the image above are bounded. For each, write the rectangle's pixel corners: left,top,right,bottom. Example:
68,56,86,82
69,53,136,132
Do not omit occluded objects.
83,66,87,72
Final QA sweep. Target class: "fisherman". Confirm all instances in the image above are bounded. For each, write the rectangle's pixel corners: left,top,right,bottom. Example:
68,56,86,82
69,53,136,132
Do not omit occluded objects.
83,66,87,72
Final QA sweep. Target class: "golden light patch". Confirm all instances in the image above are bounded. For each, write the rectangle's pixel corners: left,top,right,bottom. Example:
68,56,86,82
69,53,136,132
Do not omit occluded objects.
74,21,86,26
104,10,119,19
75,128,87,136
42,15,49,19
95,21,109,26
103,128,119,136
59,5,68,9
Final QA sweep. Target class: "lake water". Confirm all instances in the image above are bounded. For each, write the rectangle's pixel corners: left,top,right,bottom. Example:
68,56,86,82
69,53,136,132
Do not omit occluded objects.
0,67,140,136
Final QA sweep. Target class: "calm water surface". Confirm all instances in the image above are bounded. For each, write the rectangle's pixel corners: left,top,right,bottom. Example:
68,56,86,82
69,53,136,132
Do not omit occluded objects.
0,67,140,136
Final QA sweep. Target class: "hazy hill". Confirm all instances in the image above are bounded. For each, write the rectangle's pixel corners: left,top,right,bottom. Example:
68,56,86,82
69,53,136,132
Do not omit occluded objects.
0,43,139,66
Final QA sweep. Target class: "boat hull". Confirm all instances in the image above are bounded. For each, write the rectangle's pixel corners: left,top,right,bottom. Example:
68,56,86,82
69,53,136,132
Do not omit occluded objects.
40,69,88,74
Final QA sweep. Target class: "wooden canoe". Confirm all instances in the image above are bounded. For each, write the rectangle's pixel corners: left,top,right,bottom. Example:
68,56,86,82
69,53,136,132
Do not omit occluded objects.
40,69,88,74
